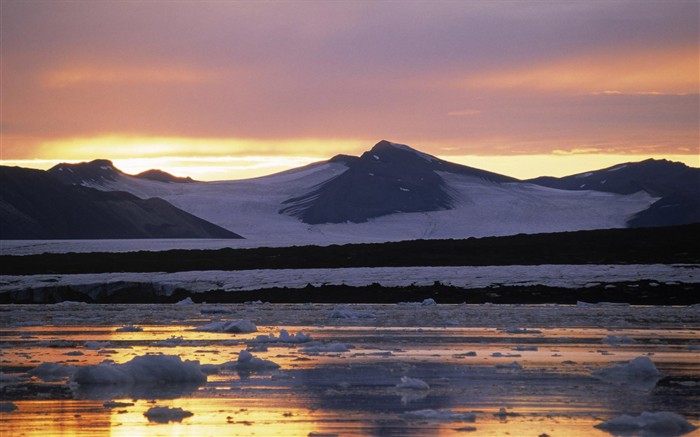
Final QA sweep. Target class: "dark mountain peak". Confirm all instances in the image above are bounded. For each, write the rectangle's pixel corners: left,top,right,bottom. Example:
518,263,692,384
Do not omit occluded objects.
135,169,195,183
365,140,438,163
328,154,360,165
48,159,124,185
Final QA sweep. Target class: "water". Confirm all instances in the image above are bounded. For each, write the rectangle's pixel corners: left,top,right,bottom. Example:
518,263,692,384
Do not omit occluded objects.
1,303,699,436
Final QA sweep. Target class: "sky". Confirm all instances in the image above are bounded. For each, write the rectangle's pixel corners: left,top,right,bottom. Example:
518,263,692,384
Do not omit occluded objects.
1,0,698,180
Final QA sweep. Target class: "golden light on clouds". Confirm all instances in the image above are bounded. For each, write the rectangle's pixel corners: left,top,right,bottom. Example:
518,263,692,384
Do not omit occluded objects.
41,64,218,88
467,47,698,95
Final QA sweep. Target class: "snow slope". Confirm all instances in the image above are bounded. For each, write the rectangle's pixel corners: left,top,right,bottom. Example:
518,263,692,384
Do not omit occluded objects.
72,149,656,246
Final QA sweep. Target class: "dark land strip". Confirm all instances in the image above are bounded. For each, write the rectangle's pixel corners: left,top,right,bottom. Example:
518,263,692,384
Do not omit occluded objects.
1,224,699,275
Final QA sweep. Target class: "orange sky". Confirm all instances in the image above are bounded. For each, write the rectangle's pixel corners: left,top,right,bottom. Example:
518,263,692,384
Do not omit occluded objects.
1,1,698,180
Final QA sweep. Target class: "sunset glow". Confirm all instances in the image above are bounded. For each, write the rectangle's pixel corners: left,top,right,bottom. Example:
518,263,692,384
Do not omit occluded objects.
1,0,698,179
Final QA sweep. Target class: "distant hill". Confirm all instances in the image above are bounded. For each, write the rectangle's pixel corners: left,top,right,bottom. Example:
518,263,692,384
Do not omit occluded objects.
0,166,242,239
48,160,194,185
526,159,700,228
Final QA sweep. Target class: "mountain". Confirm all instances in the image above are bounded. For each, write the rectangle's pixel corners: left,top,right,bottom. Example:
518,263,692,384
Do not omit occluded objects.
54,140,668,246
134,169,195,183
280,140,515,224
0,166,242,240
526,159,700,228
48,160,194,185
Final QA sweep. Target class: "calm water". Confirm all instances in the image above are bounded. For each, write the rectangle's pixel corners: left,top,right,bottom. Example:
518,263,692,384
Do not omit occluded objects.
1,303,699,436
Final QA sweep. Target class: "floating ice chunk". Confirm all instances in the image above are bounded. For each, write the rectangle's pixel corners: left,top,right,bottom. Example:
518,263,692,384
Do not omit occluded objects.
103,401,134,409
403,409,476,422
175,297,194,305
0,402,18,413
116,325,143,332
396,376,430,390
602,335,636,345
493,407,519,418
251,329,312,344
154,336,187,347
28,362,77,381
84,341,111,350
72,355,207,385
328,309,375,319
144,406,193,423
593,356,663,390
222,350,280,371
301,343,351,355
195,319,258,333
594,411,697,436
64,351,84,356
495,361,523,370
421,298,437,306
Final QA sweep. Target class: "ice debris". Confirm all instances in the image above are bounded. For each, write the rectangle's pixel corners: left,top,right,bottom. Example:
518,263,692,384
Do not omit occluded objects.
593,356,663,390
498,327,542,334
251,329,312,344
222,350,280,371
175,297,194,305
403,409,476,422
103,401,134,409
594,411,697,436
396,376,430,390
72,355,207,385
28,362,77,381
115,325,143,332
195,319,258,333
144,406,193,423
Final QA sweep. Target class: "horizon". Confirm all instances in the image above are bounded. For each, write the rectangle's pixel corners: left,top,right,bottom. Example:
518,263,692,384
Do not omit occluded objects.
1,1,698,181
2,139,699,182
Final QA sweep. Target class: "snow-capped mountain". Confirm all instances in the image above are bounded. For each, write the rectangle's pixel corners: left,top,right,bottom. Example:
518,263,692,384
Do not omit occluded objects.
39,140,685,245
526,159,700,228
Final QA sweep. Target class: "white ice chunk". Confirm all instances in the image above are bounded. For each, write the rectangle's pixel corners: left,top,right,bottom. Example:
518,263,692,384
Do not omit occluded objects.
250,329,312,344
222,350,280,371
28,362,77,381
594,411,697,436
593,356,663,390
174,297,194,305
396,376,430,390
72,355,207,385
195,319,257,333
144,406,193,423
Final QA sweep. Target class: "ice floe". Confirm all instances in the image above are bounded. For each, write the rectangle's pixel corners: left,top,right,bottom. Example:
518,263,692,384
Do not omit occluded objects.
144,406,193,423
28,362,77,381
396,376,430,390
221,350,280,371
115,325,143,332
594,411,697,436
72,354,206,385
300,343,351,355
195,319,258,333
250,329,312,344
593,356,663,390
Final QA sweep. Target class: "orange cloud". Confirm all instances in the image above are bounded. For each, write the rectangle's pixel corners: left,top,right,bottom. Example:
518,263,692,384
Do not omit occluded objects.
41,64,220,88
465,46,698,95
